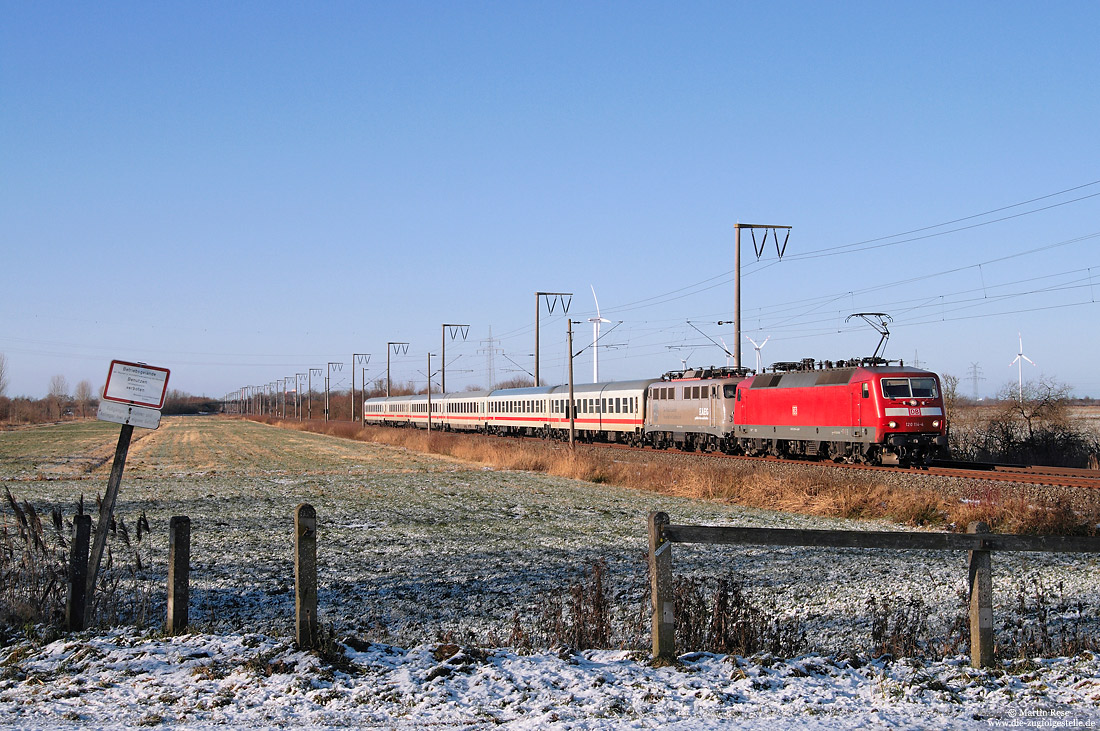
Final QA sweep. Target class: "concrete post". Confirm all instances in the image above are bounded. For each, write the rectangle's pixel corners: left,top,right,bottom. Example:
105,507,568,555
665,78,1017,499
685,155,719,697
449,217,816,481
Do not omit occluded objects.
967,521,995,668
295,503,318,649
166,516,191,635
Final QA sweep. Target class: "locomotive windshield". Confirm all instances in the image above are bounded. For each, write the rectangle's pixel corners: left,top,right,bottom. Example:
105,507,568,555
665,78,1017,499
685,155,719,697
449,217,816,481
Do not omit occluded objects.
881,378,939,399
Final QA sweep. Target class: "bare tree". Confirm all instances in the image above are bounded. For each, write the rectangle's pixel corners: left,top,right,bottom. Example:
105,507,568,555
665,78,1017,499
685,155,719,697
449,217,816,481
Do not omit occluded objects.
940,373,961,418
74,380,94,418
995,376,1072,440
47,374,69,420
494,376,535,389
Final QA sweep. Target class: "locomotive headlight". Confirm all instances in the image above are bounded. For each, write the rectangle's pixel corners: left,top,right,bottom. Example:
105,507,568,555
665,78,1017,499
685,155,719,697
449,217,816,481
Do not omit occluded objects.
909,399,918,407
932,420,941,428
888,421,898,428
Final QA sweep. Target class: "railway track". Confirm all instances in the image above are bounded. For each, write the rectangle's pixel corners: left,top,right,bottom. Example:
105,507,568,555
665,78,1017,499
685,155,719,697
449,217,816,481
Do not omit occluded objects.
578,439,1100,490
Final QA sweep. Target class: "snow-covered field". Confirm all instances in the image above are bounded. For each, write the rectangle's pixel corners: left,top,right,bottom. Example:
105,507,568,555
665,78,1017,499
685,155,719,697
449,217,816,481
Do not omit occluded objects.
0,417,1097,728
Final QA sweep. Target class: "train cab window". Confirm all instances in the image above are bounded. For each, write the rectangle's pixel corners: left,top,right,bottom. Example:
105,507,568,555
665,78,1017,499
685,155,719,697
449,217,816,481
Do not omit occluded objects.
911,378,938,398
881,379,910,399
862,383,870,399
723,385,736,399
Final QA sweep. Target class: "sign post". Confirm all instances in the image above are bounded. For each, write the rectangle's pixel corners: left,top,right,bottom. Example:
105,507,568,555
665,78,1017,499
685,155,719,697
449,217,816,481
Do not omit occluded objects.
87,360,170,625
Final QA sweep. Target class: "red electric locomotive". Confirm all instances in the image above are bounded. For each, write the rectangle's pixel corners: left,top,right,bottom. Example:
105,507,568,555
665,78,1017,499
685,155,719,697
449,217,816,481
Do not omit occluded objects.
733,358,949,466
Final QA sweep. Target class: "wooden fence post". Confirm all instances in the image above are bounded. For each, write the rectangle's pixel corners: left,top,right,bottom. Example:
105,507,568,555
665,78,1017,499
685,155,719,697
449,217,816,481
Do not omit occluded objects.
967,521,995,668
65,515,92,631
85,423,134,627
166,516,191,635
648,511,675,662
295,503,318,650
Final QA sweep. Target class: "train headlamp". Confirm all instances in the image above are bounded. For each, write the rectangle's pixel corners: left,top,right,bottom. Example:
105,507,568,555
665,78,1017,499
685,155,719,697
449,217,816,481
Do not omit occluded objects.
888,421,898,428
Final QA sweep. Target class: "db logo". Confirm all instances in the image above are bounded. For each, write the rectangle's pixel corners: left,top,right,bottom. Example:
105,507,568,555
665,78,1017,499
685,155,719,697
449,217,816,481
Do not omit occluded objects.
908,407,921,416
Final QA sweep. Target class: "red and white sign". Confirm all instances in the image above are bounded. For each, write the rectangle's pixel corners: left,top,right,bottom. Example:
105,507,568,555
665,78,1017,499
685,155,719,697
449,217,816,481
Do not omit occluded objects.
102,360,171,409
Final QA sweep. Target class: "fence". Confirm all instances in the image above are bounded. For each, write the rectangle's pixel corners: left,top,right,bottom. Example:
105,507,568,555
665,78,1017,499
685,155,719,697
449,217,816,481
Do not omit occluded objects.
65,504,320,649
647,511,1100,667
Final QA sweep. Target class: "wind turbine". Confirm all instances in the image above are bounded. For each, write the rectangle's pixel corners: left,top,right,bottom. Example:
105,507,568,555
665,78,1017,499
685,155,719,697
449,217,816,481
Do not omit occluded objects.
1009,332,1036,402
746,335,770,373
718,337,732,367
588,285,610,383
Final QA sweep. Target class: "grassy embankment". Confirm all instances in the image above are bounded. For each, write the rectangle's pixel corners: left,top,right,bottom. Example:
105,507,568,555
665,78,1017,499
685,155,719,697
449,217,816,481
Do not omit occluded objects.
252,417,1098,535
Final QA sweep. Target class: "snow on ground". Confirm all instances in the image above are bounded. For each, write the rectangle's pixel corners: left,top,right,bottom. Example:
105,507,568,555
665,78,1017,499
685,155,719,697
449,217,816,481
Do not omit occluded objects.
1,627,1098,729
1,418,1099,728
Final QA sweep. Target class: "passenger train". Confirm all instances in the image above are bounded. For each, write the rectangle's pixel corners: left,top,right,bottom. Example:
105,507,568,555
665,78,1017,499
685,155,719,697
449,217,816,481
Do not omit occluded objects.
362,358,949,466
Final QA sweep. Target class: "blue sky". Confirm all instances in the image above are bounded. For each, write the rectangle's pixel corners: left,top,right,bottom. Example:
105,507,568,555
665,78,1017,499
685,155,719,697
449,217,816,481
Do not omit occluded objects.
3,2,1099,400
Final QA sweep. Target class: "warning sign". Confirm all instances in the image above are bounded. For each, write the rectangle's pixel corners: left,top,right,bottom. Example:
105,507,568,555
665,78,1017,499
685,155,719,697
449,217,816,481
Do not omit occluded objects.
101,360,171,409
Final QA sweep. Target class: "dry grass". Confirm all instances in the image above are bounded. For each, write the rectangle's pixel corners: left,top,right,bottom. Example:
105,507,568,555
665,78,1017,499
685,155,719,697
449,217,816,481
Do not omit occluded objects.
247,417,1098,535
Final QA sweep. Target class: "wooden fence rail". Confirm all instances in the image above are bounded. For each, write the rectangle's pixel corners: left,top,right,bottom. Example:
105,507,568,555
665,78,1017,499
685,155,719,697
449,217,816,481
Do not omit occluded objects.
648,511,1100,668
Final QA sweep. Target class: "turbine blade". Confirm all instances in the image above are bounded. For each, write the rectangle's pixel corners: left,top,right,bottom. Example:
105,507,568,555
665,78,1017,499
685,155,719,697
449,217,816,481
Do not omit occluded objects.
591,285,602,319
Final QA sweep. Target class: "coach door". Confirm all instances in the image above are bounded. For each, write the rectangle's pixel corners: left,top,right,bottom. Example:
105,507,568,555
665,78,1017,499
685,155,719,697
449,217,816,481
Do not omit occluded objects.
852,381,868,436
709,385,718,430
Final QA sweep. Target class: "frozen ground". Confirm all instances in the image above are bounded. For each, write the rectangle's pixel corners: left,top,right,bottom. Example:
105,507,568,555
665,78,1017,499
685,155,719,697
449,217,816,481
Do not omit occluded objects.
0,417,1097,728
